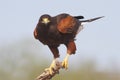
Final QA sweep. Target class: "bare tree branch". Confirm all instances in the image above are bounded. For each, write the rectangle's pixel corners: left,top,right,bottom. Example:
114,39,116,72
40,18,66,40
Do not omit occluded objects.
36,61,63,80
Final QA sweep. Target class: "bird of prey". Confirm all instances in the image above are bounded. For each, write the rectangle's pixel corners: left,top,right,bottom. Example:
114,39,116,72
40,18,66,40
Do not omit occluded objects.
34,13,103,74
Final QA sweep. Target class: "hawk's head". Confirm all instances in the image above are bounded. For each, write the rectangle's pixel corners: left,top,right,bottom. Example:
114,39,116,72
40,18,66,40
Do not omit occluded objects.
40,14,51,25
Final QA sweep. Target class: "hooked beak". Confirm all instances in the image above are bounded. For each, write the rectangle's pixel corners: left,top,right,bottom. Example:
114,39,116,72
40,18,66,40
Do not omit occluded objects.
41,18,50,24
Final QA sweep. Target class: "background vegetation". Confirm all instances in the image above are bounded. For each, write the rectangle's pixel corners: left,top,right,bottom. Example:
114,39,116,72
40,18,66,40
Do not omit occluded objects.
0,38,120,80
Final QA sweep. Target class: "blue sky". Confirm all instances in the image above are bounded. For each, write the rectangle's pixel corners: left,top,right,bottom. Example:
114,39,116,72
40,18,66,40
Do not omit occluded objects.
0,0,120,69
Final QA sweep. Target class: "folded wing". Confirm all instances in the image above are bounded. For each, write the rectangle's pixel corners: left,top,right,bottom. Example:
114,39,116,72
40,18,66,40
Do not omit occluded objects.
57,15,80,34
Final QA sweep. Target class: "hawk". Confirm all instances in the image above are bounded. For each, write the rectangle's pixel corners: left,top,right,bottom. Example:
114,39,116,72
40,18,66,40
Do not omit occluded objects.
34,13,103,74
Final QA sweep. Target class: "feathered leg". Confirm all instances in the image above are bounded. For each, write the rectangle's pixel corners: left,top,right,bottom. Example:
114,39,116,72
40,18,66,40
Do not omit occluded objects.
62,41,76,69
45,45,60,74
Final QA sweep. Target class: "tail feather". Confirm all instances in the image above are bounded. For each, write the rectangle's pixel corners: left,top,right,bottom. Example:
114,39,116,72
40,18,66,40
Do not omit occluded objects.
76,16,104,34
81,16,104,23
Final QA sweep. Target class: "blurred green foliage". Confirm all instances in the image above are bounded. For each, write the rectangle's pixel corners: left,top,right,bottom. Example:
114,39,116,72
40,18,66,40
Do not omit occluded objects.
0,39,120,80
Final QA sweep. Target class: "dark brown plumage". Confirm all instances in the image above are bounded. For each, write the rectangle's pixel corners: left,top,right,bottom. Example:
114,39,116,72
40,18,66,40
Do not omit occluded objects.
34,13,81,57
34,13,104,74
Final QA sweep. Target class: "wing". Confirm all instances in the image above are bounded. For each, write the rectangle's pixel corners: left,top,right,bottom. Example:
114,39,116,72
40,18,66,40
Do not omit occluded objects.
74,16,84,19
33,28,38,39
57,14,80,34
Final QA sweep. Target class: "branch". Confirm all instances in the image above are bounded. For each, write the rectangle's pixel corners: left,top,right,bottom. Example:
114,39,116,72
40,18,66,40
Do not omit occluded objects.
36,61,63,80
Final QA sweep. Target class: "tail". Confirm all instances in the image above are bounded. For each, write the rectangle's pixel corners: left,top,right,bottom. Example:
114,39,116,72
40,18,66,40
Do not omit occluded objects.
76,16,104,34
80,16,104,25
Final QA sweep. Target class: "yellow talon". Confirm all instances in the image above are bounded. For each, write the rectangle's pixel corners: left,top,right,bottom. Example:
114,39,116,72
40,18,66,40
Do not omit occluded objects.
45,59,59,75
62,54,70,69
62,58,68,69
45,67,54,75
